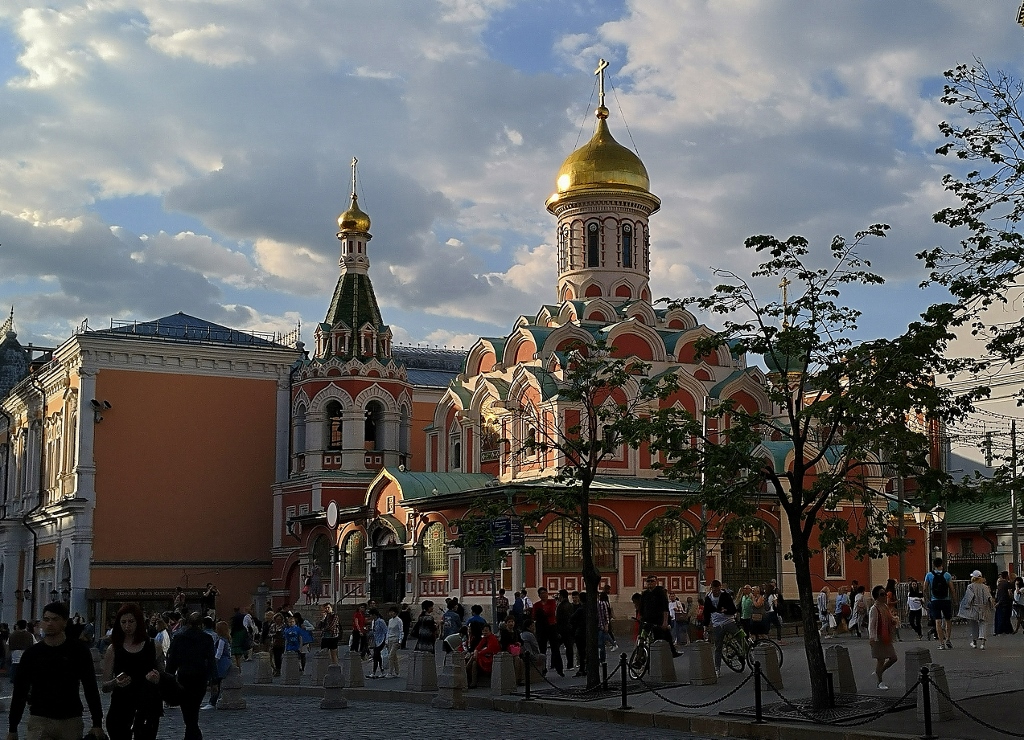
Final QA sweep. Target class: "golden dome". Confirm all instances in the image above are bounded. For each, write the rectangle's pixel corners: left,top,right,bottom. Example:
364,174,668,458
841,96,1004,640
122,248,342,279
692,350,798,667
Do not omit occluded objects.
337,193,371,233
552,106,650,197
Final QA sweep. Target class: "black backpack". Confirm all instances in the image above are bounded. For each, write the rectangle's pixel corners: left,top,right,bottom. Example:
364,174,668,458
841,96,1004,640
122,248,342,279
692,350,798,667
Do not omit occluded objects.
930,571,949,599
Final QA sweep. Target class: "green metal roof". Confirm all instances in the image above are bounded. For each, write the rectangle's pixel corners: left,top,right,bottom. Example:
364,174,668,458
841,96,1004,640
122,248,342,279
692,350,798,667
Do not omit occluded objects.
379,469,495,501
709,368,747,398
514,475,698,495
945,497,1016,528
523,366,560,400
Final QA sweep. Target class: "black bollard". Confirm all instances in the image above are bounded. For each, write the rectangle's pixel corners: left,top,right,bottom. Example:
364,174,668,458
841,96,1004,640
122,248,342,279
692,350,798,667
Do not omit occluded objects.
524,652,532,701
920,665,935,740
826,671,835,708
753,660,765,724
619,652,630,710
601,660,608,691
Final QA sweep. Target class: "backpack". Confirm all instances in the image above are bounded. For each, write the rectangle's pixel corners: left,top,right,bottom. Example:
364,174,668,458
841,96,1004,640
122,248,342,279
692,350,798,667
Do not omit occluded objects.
930,571,949,600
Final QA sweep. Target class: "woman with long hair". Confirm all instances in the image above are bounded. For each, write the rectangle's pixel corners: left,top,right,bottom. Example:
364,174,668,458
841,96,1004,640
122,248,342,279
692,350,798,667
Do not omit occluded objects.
884,579,902,642
101,603,163,740
868,585,898,690
203,620,233,709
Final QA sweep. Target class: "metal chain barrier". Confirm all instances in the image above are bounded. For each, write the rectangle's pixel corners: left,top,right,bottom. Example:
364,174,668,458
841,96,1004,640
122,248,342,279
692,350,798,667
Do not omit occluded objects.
761,673,920,727
635,670,754,709
926,675,1024,738
530,660,622,697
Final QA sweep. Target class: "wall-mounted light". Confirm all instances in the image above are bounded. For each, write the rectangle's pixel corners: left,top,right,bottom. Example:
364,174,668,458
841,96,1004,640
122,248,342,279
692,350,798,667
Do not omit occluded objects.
90,399,111,423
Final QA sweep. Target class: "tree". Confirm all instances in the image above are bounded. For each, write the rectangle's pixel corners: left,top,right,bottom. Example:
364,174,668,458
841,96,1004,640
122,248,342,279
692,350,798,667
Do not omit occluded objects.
453,341,658,689
922,59,1024,373
637,227,970,710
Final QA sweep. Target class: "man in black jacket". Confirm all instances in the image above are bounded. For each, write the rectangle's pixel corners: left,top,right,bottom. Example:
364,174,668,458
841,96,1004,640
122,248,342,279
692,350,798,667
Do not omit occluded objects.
702,579,739,675
166,612,216,740
7,601,104,740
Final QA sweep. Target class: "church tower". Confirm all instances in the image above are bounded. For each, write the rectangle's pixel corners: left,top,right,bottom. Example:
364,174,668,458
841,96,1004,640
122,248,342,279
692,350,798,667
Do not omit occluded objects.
545,60,660,304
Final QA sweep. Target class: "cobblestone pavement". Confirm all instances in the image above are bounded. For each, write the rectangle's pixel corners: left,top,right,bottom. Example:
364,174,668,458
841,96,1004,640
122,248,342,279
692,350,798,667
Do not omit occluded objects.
150,696,717,740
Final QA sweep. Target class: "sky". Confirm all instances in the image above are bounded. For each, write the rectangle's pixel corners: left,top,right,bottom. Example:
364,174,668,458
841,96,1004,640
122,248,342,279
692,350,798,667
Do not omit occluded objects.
1,0,1023,351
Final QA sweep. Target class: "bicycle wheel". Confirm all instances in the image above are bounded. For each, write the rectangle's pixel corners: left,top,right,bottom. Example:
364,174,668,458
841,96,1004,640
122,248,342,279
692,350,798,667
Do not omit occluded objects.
627,643,650,679
721,636,746,673
747,637,784,669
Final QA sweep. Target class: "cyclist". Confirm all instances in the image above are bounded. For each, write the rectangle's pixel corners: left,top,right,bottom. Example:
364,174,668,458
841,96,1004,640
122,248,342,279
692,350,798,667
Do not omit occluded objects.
702,579,738,676
640,576,680,657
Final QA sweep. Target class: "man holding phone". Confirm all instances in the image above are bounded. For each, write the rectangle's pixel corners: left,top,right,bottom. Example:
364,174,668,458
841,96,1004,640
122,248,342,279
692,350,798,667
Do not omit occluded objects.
7,601,104,740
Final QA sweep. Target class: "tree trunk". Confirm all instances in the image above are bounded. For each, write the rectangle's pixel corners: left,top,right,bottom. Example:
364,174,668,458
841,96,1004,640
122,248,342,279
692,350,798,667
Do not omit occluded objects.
790,527,831,710
579,482,603,689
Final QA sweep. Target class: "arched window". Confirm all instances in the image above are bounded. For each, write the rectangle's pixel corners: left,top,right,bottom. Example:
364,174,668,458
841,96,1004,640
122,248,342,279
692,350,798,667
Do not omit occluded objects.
721,522,778,588
311,534,331,579
341,531,366,577
587,222,600,267
642,520,698,570
451,440,462,470
324,402,341,450
558,225,569,272
543,517,616,571
420,522,447,574
364,400,383,450
622,224,632,268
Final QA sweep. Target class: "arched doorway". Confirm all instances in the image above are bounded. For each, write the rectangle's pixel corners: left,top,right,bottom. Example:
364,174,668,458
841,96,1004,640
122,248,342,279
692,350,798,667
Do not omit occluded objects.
368,522,405,604
721,522,778,589
310,535,331,600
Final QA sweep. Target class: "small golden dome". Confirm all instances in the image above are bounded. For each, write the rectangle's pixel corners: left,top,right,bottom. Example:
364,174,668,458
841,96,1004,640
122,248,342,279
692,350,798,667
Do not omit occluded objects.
552,106,650,197
337,193,371,233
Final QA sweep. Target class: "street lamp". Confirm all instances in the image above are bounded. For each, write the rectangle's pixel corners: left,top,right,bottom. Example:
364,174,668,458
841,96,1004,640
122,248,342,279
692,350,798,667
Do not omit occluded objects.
49,588,58,603
61,578,71,603
914,505,946,576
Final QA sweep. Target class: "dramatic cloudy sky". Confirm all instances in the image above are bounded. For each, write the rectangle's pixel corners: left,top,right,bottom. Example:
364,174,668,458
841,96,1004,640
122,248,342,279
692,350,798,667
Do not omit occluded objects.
0,1,1022,349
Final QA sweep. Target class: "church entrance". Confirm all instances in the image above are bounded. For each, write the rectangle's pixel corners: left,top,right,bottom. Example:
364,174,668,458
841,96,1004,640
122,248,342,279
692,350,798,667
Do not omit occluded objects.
721,523,778,589
368,524,406,604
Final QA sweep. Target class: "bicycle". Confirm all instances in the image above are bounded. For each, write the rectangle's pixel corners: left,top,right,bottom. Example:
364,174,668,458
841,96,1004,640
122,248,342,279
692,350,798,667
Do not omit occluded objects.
627,623,655,679
720,626,784,673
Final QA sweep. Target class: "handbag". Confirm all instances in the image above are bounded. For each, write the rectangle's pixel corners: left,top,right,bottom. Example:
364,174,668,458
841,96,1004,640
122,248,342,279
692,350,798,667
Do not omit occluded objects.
751,613,764,622
827,614,837,629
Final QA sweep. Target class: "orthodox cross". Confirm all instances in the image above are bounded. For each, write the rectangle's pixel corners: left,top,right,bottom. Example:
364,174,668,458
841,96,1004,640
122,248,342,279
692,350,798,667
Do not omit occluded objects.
350,157,358,198
779,276,791,327
595,58,609,107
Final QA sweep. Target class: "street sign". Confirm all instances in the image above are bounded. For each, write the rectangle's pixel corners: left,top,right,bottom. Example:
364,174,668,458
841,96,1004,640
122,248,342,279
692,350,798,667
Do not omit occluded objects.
490,516,524,549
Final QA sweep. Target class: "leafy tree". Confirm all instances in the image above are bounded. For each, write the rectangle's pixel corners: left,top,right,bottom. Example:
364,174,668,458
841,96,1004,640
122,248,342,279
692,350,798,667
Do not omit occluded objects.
638,227,971,709
454,341,658,689
922,59,1024,373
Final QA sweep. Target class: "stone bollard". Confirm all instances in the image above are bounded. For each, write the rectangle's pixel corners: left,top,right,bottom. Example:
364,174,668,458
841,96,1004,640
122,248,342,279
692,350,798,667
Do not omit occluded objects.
490,651,517,696
91,647,103,676
432,650,467,709
904,646,932,695
309,649,331,685
216,664,247,710
341,649,365,688
407,649,439,692
253,652,274,684
282,651,301,686
751,643,783,691
825,644,857,695
689,641,717,685
917,664,954,722
320,664,348,710
648,640,678,683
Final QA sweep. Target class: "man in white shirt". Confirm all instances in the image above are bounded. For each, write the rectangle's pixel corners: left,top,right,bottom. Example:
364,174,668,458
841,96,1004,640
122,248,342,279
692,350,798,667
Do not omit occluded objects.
385,607,404,678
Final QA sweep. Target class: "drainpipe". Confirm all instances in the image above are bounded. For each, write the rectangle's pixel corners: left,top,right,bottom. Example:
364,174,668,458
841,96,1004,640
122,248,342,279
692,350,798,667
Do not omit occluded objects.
22,372,46,619
0,403,11,518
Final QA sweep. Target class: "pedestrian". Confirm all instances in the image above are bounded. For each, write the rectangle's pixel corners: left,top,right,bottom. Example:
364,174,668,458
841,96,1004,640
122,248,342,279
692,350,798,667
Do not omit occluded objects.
228,608,247,669
738,584,753,633
495,588,510,624
765,585,783,641
440,599,462,653
834,586,851,634
702,579,739,676
165,612,215,740
6,620,34,686
200,583,218,617
1013,577,1024,633
884,579,902,641
994,570,1013,635
960,570,995,649
397,603,412,649
101,603,163,739
350,603,368,659
385,607,403,678
556,589,575,670
242,606,258,660
310,564,323,603
850,585,867,638
670,593,689,646
283,614,312,673
8,601,104,740
173,587,187,616
597,591,614,668
519,617,544,678
498,615,524,684
511,590,525,627
467,623,500,689
868,585,898,690
318,604,341,664
749,586,768,639
465,604,487,650
268,612,285,676
569,592,587,675
817,585,833,638
924,557,955,649
907,580,924,639
367,609,387,679
531,587,563,676
202,621,232,710
153,617,172,662
640,576,679,656
412,601,437,652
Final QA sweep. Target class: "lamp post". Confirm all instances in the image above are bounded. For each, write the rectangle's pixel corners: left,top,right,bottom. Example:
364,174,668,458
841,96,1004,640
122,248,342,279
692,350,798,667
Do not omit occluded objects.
913,506,946,576
49,588,58,603
61,578,71,604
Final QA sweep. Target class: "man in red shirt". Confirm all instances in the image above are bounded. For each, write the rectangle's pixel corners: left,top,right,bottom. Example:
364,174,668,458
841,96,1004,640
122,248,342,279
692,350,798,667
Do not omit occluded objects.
531,587,563,676
350,603,368,658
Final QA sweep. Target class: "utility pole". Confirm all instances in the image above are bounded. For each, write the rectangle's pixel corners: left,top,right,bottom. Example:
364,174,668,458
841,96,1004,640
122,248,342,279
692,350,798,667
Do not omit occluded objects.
1012,420,1019,577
